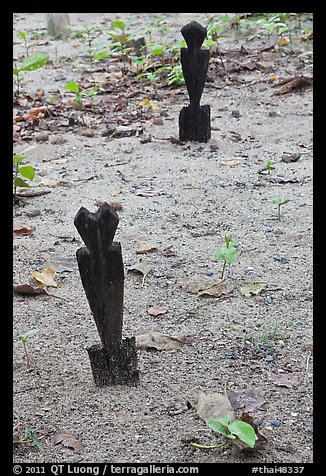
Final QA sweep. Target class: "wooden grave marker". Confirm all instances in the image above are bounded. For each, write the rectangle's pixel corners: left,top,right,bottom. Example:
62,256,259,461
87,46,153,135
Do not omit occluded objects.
179,21,211,142
74,202,139,387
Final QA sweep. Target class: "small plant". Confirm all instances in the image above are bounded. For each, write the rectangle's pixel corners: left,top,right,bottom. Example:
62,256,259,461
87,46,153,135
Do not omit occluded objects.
13,53,49,96
270,198,290,221
18,328,39,369
18,31,31,57
13,149,35,201
265,159,275,174
64,81,83,107
212,235,241,280
192,416,257,449
167,64,185,86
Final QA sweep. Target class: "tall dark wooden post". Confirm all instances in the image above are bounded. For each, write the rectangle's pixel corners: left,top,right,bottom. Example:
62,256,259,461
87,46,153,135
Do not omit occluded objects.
179,21,211,142
74,202,139,387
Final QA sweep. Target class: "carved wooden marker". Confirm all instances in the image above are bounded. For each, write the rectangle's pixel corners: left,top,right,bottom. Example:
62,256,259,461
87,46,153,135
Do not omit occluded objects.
179,21,211,142
74,202,139,387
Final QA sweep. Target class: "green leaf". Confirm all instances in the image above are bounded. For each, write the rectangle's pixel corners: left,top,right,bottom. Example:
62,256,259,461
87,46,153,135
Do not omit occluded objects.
205,417,234,438
13,67,20,76
19,328,39,342
228,420,257,448
19,53,49,72
93,50,109,61
18,31,27,40
111,20,125,31
223,247,241,265
18,165,35,180
26,429,43,451
270,198,290,206
14,177,30,188
13,154,25,164
64,81,79,93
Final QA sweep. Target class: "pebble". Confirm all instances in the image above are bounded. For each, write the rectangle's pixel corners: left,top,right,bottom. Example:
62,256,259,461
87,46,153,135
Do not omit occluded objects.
205,270,214,276
265,354,274,362
271,418,282,427
224,351,236,359
253,418,263,426
259,343,271,351
265,296,273,305
244,266,254,273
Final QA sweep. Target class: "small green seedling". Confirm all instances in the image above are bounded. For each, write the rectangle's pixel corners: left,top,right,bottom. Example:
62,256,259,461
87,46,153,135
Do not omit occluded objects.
270,198,290,221
18,328,39,369
13,148,36,200
64,81,83,106
212,235,241,280
13,53,49,96
191,416,257,449
265,160,275,174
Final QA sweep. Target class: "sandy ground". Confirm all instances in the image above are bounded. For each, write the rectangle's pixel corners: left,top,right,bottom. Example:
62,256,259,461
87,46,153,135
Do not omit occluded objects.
13,13,313,464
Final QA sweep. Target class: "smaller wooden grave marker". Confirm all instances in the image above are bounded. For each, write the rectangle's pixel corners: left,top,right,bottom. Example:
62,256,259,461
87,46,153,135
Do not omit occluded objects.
179,21,211,142
74,202,139,387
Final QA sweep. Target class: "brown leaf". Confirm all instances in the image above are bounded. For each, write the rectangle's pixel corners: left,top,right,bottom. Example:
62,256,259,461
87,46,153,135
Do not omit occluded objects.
136,332,186,350
54,431,85,454
268,372,301,388
13,283,47,296
161,247,178,257
197,280,234,298
228,388,266,412
170,136,185,145
13,225,33,237
136,244,158,254
148,304,168,317
178,274,215,294
273,76,312,95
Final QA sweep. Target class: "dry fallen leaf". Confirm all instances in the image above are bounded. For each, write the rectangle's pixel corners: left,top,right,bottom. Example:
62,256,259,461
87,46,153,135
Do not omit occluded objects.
197,280,234,298
273,76,312,95
13,283,47,296
136,332,186,350
221,157,246,167
148,304,168,317
54,431,85,454
32,268,58,288
195,392,235,421
178,274,215,294
136,244,158,255
13,225,33,237
268,372,301,388
240,282,267,297
127,263,152,287
228,388,266,413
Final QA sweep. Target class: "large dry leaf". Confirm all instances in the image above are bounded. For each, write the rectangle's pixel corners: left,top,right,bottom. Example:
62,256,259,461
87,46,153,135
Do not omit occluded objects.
273,76,312,95
136,332,186,351
32,268,58,287
54,431,84,454
197,280,234,298
268,372,301,388
228,388,266,412
195,392,235,421
178,274,215,294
